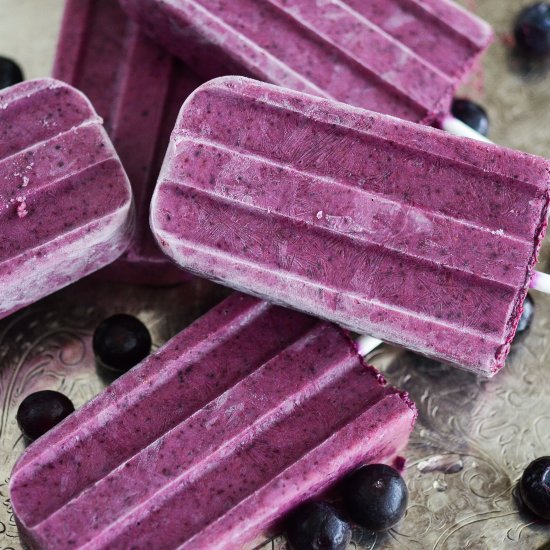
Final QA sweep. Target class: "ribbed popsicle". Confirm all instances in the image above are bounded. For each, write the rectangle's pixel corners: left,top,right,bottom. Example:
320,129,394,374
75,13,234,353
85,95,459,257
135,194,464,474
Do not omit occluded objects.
53,0,204,284
120,0,492,125
150,77,550,376
10,294,416,549
0,78,133,320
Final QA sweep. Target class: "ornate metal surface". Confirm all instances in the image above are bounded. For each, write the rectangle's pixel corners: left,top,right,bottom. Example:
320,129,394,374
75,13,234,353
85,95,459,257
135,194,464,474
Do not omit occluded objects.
1,0,550,549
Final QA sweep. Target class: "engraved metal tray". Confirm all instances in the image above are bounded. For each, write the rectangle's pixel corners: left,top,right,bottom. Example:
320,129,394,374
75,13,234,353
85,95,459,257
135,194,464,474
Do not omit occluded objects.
1,1,550,548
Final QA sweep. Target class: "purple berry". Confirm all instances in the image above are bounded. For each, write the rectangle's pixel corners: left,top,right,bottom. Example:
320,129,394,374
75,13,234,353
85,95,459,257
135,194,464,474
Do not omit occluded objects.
286,502,351,550
513,293,535,343
17,391,74,441
93,314,151,373
520,456,550,519
0,56,24,89
343,464,408,531
514,3,550,56
451,99,489,136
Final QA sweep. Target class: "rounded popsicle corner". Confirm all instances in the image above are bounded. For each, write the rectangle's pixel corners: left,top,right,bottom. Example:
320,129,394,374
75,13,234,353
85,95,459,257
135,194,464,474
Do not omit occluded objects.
0,78,135,320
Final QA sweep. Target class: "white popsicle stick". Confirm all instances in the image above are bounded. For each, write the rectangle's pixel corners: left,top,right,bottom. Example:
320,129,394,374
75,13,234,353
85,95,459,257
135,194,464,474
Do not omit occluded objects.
440,115,492,143
531,271,550,294
356,334,383,357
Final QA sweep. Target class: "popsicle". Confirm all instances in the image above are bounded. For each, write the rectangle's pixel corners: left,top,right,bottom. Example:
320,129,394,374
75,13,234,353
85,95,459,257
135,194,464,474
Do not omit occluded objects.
150,77,550,377
53,0,204,284
0,78,133,320
10,294,416,550
120,0,492,134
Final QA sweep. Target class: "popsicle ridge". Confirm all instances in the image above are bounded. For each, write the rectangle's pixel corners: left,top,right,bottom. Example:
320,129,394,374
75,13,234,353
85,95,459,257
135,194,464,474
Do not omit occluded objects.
343,0,492,76
179,393,413,550
53,0,204,284
10,298,301,516
151,77,550,375
165,133,534,271
119,0,491,124
34,325,373,544
0,79,100,159
261,0,455,108
10,295,416,549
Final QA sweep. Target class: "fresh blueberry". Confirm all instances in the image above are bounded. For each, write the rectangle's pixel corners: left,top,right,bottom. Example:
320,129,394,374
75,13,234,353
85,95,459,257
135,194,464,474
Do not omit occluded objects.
451,99,489,136
514,3,550,56
513,294,535,343
16,390,75,441
0,56,24,90
286,502,352,550
93,314,152,372
520,456,550,519
342,464,408,531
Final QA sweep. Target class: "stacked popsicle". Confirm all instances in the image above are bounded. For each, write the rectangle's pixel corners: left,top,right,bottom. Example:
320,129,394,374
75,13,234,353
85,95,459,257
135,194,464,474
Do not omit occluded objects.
53,0,205,284
120,0,493,132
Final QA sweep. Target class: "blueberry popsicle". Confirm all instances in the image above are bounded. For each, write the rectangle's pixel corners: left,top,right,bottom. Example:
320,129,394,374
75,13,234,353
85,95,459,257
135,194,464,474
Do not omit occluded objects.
0,79,133,320
53,0,204,285
150,77,550,377
10,294,416,550
120,0,492,128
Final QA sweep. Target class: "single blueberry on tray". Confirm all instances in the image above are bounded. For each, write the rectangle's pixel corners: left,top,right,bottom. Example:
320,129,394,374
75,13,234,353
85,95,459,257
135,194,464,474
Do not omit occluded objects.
93,314,152,372
0,56,24,89
520,456,550,520
343,464,408,531
16,390,75,441
514,3,550,56
285,501,352,550
451,99,489,136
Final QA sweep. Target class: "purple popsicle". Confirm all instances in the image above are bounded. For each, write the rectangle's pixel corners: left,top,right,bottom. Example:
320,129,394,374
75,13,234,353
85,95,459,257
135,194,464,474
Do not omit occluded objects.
53,0,204,285
120,0,492,126
0,78,133,320
10,294,416,549
150,77,550,376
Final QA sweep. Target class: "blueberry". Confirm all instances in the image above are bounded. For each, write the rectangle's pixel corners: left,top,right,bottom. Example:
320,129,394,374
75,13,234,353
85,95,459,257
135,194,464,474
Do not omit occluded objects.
451,99,489,136
342,464,408,531
0,56,24,90
286,502,351,550
514,3,550,56
93,314,151,372
16,390,75,441
519,456,550,519
513,293,535,343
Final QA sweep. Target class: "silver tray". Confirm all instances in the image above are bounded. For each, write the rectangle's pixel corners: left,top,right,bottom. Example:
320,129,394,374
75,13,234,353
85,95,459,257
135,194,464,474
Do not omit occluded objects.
1,0,550,548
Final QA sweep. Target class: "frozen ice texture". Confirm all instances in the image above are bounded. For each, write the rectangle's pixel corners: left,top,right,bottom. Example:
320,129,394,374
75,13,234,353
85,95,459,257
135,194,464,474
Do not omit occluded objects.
53,0,204,284
120,0,492,125
150,77,550,376
10,293,416,549
0,78,133,320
